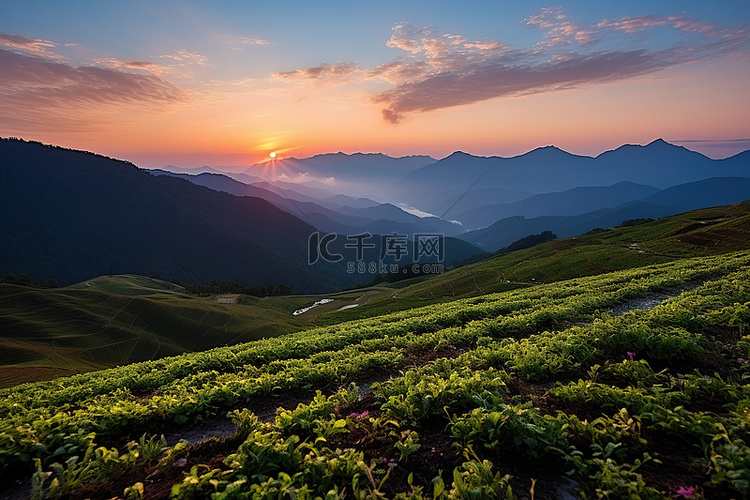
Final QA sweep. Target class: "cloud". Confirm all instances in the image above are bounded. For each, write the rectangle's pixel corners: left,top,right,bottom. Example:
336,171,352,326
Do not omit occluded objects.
0,48,187,128
0,33,56,56
368,9,750,123
597,14,719,35
160,49,207,65
239,36,271,46
276,171,337,185
374,48,687,123
273,63,360,84
261,8,748,124
597,15,670,34
526,7,598,46
365,60,433,85
386,23,429,54
95,58,164,73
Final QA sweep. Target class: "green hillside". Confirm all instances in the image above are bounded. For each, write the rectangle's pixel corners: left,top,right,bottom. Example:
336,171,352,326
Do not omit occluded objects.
67,274,188,295
2,202,748,389
0,275,316,387
1,251,749,498
317,201,750,324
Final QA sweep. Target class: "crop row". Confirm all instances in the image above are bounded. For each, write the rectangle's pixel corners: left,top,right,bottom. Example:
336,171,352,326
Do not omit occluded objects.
2,252,750,497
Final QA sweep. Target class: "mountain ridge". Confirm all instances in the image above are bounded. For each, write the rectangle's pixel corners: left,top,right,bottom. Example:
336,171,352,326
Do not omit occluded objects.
0,138,346,291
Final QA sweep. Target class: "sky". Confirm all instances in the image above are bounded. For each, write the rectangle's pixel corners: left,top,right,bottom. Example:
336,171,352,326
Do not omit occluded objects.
1,0,749,167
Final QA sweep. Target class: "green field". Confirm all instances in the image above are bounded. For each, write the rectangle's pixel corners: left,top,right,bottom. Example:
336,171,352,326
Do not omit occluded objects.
0,275,306,387
0,275,395,388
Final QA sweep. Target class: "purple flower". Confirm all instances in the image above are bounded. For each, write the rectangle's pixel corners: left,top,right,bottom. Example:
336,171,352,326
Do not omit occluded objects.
626,351,635,361
382,457,397,468
349,410,369,419
676,486,694,498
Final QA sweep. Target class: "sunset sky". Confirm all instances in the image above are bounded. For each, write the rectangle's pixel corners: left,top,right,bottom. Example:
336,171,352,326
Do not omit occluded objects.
1,0,749,167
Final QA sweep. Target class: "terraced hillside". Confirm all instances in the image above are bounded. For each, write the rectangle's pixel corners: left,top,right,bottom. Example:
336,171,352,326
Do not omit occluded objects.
2,251,749,499
317,201,750,324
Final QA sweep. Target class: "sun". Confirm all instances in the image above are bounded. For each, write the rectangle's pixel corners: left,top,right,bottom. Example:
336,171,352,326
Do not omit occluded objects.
269,152,277,159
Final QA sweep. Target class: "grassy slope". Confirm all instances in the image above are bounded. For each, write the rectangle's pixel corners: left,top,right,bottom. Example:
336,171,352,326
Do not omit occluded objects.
317,200,750,324
2,202,748,387
0,275,314,387
2,251,750,498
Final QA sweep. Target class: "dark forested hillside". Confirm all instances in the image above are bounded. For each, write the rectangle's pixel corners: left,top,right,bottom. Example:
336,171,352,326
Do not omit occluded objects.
0,139,347,291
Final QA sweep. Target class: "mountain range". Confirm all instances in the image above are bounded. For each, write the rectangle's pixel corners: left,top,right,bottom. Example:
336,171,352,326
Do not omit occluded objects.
397,139,749,214
0,139,481,290
457,177,750,250
147,169,463,236
1,137,749,289
153,139,749,251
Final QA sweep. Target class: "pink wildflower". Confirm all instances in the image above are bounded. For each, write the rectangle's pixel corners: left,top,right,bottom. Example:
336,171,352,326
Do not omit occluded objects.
627,351,635,361
676,486,694,498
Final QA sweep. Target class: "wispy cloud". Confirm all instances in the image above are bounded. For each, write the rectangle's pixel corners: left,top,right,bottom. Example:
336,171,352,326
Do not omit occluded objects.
0,46,187,129
596,15,670,34
94,58,164,73
526,7,598,46
160,49,207,65
0,33,57,56
239,36,270,46
372,10,750,123
374,48,687,123
273,63,360,85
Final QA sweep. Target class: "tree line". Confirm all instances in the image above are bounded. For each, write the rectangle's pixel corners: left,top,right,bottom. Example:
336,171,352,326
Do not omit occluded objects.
1,273,59,289
182,280,292,297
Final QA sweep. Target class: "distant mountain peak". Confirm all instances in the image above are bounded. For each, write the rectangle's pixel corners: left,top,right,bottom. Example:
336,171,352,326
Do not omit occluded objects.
596,138,702,159
513,144,585,160
444,151,481,160
644,138,689,151
527,145,566,154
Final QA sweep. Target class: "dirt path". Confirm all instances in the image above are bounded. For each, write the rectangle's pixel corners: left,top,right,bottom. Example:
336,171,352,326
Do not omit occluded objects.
608,282,701,316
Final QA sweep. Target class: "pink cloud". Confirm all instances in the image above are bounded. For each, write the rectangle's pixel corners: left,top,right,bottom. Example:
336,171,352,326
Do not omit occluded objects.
365,60,433,85
597,16,669,34
669,16,717,34
0,33,57,57
160,49,207,65
526,7,598,47
96,58,163,72
386,23,429,54
370,9,750,123
0,48,186,128
598,15,718,35
373,48,687,123
265,8,750,124
273,63,360,84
